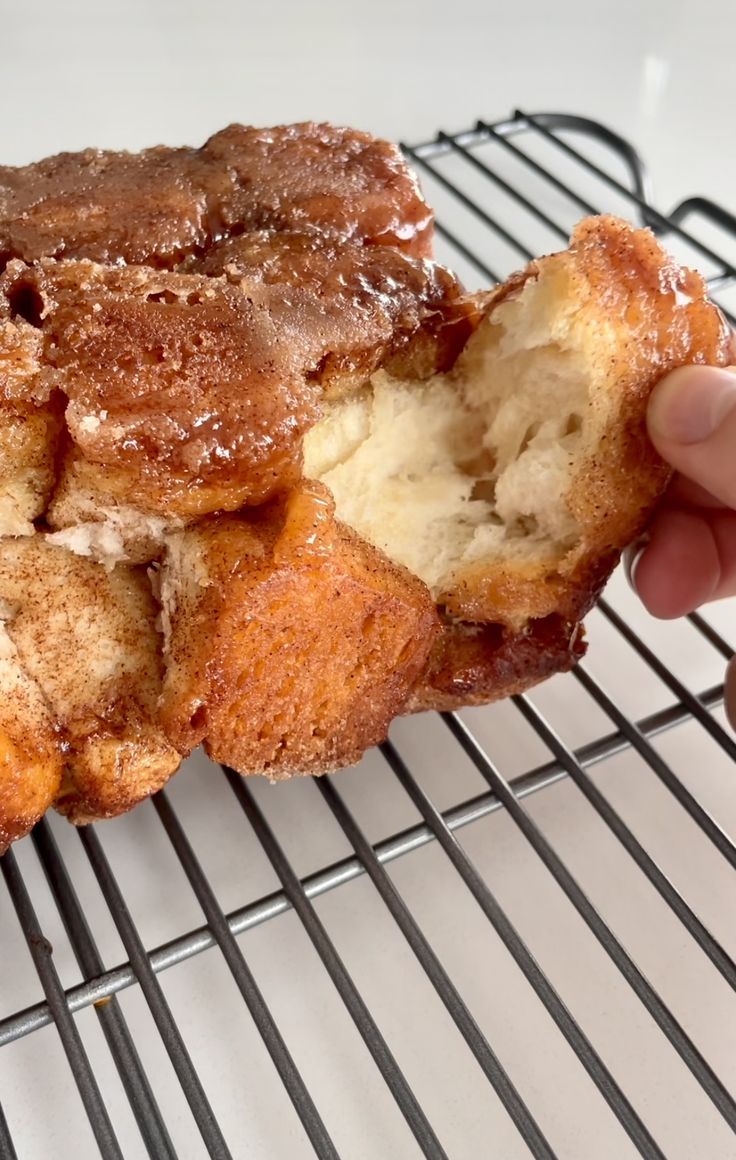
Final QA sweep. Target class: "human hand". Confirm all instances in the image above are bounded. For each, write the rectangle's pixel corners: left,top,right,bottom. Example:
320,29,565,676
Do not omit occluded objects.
628,364,736,728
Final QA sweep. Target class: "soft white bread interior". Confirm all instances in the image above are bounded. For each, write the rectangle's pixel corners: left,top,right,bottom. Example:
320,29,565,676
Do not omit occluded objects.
304,215,730,630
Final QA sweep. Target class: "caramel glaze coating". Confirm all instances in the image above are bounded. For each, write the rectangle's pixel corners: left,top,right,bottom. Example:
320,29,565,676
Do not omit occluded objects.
2,241,470,521
0,146,219,269
201,123,434,258
191,231,478,398
19,259,317,517
0,123,433,268
408,616,587,713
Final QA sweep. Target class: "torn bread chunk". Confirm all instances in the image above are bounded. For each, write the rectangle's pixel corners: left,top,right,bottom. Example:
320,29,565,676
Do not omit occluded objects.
0,302,60,536
305,216,730,633
0,538,181,823
159,483,438,776
0,618,62,851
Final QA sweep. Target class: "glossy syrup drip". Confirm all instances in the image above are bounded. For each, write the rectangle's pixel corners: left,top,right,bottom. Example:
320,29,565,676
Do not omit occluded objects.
274,482,337,566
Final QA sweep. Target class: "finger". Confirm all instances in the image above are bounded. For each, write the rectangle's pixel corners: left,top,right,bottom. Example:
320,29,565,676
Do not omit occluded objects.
709,509,736,599
647,366,736,509
633,506,736,615
632,508,721,618
667,474,727,511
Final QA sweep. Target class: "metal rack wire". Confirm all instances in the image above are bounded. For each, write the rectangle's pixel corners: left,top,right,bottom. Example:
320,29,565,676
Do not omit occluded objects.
1,111,735,1160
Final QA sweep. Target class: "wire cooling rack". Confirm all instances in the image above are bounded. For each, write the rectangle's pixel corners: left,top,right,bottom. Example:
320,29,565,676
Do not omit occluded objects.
1,112,735,1160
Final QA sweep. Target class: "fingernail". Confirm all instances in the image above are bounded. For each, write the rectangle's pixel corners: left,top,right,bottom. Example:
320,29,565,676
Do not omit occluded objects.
623,536,649,592
649,366,736,444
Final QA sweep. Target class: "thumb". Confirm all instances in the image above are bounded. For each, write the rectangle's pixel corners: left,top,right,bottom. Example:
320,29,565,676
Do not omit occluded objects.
647,366,736,509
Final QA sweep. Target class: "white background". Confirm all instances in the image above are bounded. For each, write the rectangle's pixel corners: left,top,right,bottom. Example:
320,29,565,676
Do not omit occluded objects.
1,3,736,1158
3,0,735,209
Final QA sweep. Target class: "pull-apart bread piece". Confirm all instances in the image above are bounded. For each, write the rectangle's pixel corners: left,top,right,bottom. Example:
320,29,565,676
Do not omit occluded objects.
0,120,729,845
0,537,179,838
190,230,476,393
18,258,319,540
304,216,730,708
159,483,438,777
157,215,728,774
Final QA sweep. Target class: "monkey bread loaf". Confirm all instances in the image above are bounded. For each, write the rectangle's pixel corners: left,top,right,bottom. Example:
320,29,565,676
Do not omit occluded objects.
0,122,729,849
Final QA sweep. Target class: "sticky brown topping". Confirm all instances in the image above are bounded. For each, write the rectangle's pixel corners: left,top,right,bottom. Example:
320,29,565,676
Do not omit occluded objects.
0,125,465,522
0,122,433,269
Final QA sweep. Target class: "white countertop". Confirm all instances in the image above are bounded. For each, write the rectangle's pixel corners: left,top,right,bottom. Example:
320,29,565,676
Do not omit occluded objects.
1,4,735,1158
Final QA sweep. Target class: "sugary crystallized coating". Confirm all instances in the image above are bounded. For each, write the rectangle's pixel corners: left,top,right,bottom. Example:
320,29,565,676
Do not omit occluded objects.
0,121,729,849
